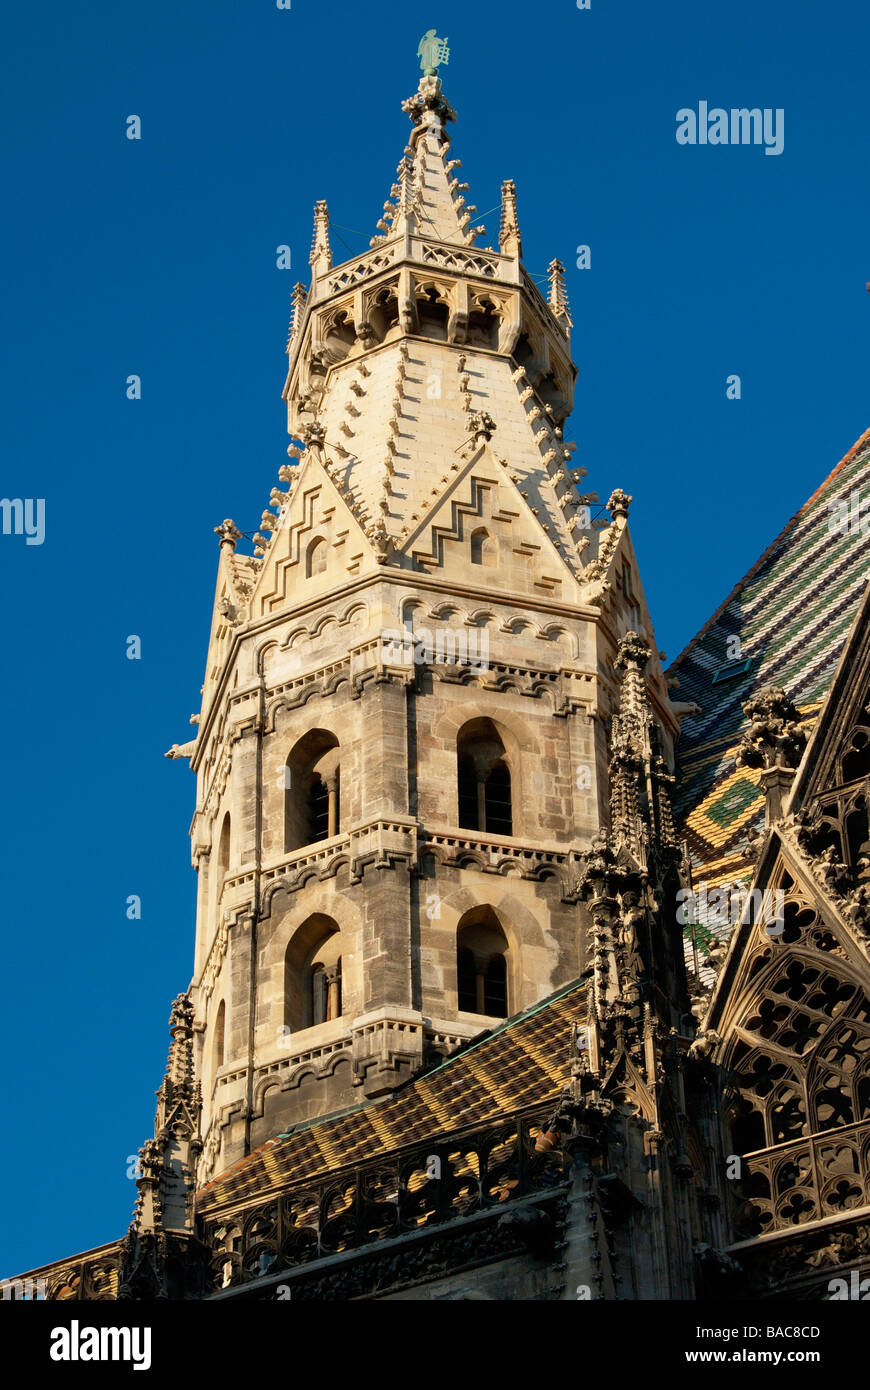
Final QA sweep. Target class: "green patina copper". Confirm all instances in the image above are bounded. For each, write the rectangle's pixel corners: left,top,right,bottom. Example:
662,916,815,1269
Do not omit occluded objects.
417,29,450,75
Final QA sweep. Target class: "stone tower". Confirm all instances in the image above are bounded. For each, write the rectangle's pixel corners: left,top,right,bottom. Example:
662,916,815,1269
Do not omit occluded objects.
177,68,681,1184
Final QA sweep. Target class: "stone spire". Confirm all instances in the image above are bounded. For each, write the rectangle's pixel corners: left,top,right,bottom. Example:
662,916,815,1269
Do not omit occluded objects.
118,994,208,1300
499,179,522,258
547,259,572,335
309,199,332,280
287,281,308,347
573,633,688,1107
610,631,678,865
387,75,484,247
610,632,653,861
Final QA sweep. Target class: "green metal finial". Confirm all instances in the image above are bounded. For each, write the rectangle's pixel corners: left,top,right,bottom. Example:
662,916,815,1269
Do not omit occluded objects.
417,29,449,76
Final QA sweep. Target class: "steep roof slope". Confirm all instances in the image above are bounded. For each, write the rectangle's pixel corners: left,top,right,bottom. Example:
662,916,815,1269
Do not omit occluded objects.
197,981,583,1214
667,428,870,888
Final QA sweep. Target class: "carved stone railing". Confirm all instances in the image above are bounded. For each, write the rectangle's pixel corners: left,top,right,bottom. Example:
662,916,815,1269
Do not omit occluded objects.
422,827,576,885
201,1112,566,1293
2,1241,122,1301
417,241,499,279
325,247,398,296
257,817,419,905
736,1121,870,1238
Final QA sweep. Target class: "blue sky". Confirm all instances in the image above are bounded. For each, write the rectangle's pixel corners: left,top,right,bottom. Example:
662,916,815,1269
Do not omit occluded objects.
1,0,867,1275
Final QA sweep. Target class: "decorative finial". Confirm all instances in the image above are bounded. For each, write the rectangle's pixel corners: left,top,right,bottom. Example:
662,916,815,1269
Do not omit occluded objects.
469,410,496,442
417,29,449,76
737,687,806,774
737,686,807,825
309,200,332,275
499,179,522,257
614,631,650,676
214,519,241,550
299,419,326,448
606,488,632,522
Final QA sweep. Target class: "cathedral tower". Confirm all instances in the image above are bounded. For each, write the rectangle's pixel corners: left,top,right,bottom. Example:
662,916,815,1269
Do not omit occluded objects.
177,67,680,1182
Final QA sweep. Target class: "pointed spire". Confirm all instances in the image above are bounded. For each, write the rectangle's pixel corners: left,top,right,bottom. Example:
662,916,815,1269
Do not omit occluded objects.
127,992,199,1237
547,258,572,334
609,633,650,859
118,994,207,1301
499,179,522,258
287,281,308,348
155,993,198,1120
610,632,679,863
391,75,487,247
309,200,332,279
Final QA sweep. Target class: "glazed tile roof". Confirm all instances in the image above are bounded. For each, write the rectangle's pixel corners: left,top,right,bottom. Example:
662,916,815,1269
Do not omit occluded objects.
197,981,584,1214
668,428,870,888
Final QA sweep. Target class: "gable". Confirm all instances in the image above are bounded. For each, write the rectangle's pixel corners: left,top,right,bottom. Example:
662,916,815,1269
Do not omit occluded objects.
792,581,870,811
251,450,377,617
704,831,870,1240
403,443,582,597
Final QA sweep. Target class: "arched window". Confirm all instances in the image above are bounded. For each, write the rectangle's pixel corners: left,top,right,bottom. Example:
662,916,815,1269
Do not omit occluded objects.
306,537,328,578
456,907,510,1018
370,286,400,342
457,718,513,836
323,311,355,362
285,915,343,1031
417,286,449,339
845,798,870,873
216,813,231,898
213,1000,225,1073
470,528,497,567
467,298,500,350
841,727,870,783
284,731,340,851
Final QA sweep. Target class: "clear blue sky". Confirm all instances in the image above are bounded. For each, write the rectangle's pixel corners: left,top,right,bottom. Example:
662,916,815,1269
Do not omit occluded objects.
1,0,867,1275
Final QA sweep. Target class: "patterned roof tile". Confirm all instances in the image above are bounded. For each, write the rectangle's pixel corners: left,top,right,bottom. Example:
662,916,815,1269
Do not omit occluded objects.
197,982,584,1214
668,429,870,887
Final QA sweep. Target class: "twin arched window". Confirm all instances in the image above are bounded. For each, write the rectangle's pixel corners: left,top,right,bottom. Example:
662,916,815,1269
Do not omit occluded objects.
285,915,343,1031
456,907,509,1017
457,718,513,836
284,731,340,852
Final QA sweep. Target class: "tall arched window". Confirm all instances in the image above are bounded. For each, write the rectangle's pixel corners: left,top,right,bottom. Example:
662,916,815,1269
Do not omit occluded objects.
306,537,328,578
457,718,513,836
456,907,510,1018
467,298,500,350
213,999,226,1073
285,915,343,1031
216,813,231,897
470,527,497,567
417,286,449,339
845,797,870,873
284,731,340,852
